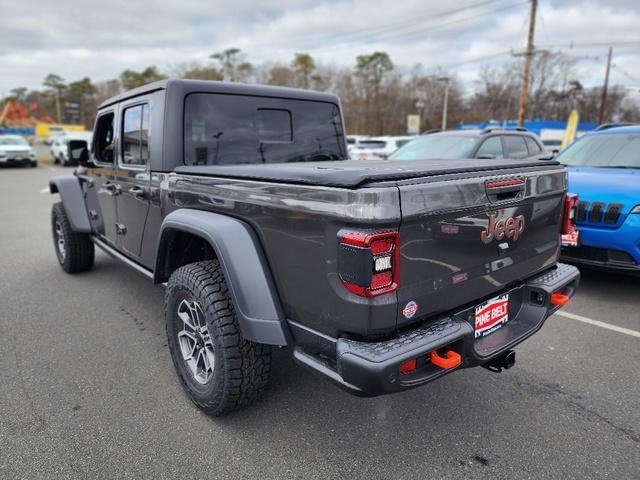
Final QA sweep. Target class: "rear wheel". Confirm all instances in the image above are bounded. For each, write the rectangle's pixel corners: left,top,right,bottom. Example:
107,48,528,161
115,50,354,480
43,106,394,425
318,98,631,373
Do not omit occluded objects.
51,202,94,273
165,260,271,416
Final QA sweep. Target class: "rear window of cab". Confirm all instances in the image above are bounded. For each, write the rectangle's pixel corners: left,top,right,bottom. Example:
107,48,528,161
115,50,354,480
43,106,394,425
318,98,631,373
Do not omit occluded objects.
183,93,345,165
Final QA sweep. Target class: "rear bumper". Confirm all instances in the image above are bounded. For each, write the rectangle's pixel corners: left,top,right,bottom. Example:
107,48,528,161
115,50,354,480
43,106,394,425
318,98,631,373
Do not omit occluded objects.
294,263,580,396
0,157,36,166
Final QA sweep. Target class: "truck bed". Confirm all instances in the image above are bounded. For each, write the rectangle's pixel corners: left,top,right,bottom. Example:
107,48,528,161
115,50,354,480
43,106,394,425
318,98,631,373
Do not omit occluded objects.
174,158,561,188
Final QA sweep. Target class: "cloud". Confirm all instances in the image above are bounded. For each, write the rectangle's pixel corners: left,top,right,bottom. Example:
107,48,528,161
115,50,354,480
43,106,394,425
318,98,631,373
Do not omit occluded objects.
1,0,639,94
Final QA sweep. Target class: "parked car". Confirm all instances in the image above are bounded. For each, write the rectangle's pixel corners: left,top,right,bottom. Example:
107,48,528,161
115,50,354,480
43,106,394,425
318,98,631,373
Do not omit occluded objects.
388,128,550,161
51,132,93,166
556,125,640,274
346,135,369,152
349,136,415,160
0,135,37,167
50,79,578,416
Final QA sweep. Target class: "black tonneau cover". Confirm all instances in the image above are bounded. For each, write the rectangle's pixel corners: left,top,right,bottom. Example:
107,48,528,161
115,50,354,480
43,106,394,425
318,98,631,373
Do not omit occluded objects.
174,159,560,188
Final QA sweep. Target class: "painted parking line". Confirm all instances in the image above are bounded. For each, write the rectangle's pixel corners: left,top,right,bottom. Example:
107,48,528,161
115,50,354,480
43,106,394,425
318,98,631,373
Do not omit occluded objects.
40,187,49,194
556,310,640,338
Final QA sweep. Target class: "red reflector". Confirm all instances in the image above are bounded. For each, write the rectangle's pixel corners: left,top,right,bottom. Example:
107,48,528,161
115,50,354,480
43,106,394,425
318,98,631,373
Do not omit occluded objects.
400,358,417,374
371,238,393,254
370,271,392,289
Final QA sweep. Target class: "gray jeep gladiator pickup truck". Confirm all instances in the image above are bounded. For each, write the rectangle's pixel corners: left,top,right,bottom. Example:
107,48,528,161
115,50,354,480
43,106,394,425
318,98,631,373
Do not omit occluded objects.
50,79,579,416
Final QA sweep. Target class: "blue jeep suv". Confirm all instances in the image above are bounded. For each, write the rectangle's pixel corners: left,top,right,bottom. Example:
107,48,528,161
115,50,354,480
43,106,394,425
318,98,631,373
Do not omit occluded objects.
556,125,640,274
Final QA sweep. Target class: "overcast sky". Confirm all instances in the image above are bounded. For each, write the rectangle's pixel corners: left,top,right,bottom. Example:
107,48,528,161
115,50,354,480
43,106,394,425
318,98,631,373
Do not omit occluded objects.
1,0,639,95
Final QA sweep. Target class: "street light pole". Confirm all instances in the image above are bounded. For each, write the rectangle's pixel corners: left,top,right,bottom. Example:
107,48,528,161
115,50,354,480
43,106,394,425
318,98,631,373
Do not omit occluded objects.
438,77,450,130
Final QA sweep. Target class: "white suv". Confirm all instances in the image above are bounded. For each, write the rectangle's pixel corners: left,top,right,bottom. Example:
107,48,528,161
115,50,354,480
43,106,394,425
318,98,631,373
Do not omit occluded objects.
349,136,415,160
51,132,93,166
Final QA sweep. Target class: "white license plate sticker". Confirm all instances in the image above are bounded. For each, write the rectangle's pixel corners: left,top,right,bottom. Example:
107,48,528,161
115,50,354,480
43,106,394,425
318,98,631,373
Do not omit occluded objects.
475,294,509,338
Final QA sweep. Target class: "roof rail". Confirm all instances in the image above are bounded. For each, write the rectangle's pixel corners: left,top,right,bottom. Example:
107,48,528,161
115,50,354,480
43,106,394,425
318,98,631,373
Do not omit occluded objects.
481,126,528,134
421,128,441,135
595,122,637,131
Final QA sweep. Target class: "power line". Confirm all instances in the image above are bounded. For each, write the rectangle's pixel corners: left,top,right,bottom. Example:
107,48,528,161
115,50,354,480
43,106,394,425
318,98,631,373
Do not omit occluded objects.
302,0,508,47
309,1,529,53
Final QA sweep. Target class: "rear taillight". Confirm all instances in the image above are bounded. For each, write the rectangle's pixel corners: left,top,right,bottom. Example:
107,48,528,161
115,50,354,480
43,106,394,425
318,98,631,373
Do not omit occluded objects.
562,193,578,234
338,231,400,297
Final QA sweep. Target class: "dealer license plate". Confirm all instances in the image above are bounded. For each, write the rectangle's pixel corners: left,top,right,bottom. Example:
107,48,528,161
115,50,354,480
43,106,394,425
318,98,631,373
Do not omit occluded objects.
561,231,580,247
474,294,509,338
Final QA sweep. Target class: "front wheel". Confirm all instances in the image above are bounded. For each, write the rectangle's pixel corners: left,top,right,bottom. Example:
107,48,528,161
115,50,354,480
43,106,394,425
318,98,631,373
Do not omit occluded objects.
165,260,271,416
51,202,94,273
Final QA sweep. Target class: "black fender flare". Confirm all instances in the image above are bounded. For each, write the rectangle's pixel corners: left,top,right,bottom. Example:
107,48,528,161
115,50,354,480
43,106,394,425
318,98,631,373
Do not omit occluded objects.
154,209,291,346
49,175,92,233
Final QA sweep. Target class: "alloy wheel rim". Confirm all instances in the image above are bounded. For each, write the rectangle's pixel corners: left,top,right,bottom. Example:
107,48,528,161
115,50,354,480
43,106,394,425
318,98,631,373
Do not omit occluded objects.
176,299,215,385
55,220,66,260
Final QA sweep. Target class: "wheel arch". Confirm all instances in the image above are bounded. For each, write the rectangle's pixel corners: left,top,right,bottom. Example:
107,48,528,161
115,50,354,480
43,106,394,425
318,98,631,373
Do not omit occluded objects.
154,209,291,346
49,175,92,233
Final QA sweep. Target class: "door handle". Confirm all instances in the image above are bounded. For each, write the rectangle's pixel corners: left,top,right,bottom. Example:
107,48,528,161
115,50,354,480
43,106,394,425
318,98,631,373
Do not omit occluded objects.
102,182,122,196
129,186,147,199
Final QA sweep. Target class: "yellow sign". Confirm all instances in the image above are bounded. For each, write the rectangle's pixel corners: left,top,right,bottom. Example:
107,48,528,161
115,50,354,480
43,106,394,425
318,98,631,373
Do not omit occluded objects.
407,115,420,134
36,122,85,137
560,109,579,150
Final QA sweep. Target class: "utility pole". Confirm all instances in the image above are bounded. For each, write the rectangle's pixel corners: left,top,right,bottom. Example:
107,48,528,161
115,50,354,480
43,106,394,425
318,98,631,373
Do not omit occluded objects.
55,90,61,124
597,47,613,125
438,77,450,130
517,0,537,127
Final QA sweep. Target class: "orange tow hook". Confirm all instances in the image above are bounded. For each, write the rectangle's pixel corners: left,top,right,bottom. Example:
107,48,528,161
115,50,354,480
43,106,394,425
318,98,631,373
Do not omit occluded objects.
550,292,570,306
430,350,462,369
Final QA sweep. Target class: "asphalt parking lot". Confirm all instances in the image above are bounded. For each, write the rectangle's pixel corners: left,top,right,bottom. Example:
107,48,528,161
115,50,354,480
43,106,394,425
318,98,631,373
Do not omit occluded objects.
1,162,638,479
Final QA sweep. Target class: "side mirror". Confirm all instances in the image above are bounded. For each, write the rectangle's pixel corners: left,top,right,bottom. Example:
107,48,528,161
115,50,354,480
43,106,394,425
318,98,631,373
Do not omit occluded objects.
476,154,496,159
67,140,92,167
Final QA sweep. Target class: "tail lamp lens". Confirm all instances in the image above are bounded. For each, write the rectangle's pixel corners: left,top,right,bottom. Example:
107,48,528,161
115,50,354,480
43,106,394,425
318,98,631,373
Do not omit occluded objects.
338,231,399,297
563,193,578,234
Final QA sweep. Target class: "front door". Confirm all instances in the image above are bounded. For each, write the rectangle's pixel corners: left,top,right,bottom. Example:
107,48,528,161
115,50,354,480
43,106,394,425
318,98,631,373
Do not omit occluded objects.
115,102,151,258
90,111,119,245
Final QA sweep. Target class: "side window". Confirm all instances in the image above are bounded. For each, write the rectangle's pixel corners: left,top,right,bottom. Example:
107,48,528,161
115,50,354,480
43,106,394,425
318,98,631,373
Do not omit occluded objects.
93,112,115,164
476,136,504,158
525,136,542,155
122,104,150,166
502,136,529,159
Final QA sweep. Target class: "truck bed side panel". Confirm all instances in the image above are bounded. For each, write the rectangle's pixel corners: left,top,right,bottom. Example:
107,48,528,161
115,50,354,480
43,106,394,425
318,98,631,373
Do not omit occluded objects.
167,174,402,338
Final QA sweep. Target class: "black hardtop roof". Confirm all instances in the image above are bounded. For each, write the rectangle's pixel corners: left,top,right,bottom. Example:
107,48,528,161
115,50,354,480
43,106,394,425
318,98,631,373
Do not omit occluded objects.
98,79,340,110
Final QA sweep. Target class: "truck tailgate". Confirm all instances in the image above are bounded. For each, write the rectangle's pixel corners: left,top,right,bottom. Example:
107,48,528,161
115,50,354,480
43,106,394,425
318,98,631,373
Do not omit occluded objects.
396,166,566,329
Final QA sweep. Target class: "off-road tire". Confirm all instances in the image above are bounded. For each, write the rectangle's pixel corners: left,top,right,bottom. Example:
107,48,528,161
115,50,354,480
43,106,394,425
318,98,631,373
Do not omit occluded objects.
51,202,94,273
166,260,272,416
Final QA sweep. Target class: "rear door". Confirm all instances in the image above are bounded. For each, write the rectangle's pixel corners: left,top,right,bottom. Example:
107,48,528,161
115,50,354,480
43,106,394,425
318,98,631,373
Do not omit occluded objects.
396,165,566,328
115,101,152,258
